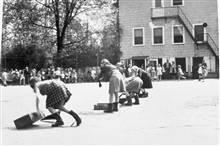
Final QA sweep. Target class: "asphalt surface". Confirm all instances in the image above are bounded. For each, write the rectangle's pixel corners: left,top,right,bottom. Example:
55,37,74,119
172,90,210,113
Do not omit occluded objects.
1,79,219,145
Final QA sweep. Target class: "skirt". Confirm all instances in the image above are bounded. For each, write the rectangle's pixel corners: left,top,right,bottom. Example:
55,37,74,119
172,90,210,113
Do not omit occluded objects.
109,70,126,94
46,80,72,109
126,77,143,93
140,72,153,89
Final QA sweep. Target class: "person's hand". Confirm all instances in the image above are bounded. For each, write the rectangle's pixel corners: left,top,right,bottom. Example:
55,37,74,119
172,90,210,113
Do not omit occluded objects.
37,109,45,118
99,81,102,87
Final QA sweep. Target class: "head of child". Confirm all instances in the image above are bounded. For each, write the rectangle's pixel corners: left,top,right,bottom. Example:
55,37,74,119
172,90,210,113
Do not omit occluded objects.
178,65,181,68
29,77,40,92
131,66,139,76
101,59,110,67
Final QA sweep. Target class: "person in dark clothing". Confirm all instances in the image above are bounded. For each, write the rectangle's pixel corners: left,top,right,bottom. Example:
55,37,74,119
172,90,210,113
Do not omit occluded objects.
163,59,172,79
137,68,153,97
24,67,30,85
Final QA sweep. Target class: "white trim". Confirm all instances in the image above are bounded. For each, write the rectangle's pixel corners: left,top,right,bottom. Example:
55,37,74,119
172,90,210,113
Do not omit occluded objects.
152,26,165,45
172,25,185,44
171,0,184,6
132,27,145,46
192,23,207,43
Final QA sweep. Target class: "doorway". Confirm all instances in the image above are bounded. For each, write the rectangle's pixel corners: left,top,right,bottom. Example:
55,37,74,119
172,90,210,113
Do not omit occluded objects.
192,57,203,79
176,58,186,72
132,59,145,68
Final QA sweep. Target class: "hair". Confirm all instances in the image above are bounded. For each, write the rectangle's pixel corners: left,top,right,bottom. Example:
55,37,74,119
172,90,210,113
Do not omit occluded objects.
101,59,110,66
29,77,40,89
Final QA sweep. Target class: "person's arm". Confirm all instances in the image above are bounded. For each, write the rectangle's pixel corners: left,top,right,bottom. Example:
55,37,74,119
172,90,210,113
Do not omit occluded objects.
34,83,41,112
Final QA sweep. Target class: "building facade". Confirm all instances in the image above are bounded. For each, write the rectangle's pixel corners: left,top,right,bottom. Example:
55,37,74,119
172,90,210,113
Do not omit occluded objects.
119,0,219,78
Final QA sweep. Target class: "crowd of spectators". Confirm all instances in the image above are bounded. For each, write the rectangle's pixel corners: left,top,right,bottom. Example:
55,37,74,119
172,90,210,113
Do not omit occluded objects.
0,66,101,86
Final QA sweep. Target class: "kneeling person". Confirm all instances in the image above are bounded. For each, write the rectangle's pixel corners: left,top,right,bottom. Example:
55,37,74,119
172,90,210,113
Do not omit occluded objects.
124,66,143,105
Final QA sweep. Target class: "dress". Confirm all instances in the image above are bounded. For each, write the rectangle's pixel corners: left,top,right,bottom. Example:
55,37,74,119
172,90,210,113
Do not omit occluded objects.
125,76,143,93
37,80,72,109
138,69,153,89
99,64,126,94
157,67,162,76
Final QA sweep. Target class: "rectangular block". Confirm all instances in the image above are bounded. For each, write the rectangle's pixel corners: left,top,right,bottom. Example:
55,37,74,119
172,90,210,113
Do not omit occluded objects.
14,112,44,129
94,103,108,110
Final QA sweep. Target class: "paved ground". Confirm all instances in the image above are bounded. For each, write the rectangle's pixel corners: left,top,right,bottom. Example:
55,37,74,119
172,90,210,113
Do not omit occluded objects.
1,79,219,145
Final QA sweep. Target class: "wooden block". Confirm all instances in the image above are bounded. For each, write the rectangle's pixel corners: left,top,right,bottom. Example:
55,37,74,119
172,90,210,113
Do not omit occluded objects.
94,103,108,110
14,112,44,129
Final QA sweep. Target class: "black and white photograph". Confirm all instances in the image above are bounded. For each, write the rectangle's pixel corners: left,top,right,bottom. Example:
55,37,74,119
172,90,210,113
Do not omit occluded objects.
0,0,219,145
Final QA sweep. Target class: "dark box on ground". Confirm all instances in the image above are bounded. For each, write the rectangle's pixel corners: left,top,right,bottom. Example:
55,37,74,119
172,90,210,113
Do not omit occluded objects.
14,112,44,129
94,103,108,110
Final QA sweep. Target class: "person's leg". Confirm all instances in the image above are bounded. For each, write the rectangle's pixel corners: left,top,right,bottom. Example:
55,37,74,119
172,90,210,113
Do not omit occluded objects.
125,92,133,106
104,93,114,113
113,92,119,112
47,107,64,127
58,100,82,126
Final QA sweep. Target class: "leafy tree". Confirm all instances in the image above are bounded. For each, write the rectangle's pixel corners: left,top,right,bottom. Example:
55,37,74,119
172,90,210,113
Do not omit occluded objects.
2,44,48,70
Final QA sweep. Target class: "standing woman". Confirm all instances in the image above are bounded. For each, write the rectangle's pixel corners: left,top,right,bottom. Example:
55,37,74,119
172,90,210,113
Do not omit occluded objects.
29,76,82,127
171,61,177,79
98,59,126,113
157,64,163,81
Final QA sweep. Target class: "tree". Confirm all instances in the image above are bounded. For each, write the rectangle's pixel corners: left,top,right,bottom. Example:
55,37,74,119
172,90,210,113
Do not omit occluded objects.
31,0,108,58
2,44,48,70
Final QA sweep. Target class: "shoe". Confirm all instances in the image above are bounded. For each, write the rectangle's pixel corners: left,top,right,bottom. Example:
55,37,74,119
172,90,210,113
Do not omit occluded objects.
51,113,64,127
125,96,132,106
69,110,82,126
104,103,113,113
133,95,140,105
113,102,119,112
119,98,127,105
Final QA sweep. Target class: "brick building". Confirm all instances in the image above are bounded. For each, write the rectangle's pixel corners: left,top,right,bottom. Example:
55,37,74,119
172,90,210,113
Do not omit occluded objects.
118,0,219,78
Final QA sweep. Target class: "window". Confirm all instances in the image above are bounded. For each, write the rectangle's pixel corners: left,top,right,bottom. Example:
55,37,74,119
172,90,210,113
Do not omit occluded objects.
173,25,184,44
153,27,164,45
172,0,183,6
133,28,145,46
194,25,205,42
153,0,164,8
155,0,162,7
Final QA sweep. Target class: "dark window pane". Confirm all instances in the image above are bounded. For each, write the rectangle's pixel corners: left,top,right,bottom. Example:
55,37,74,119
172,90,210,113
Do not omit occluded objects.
154,28,163,44
195,25,204,41
173,0,182,5
155,0,161,7
174,26,183,43
134,29,143,45
135,37,143,45
174,36,183,43
154,36,163,44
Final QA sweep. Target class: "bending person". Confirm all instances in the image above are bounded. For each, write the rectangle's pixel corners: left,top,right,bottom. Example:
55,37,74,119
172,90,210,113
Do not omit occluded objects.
124,66,143,106
137,68,153,97
98,59,127,113
29,76,82,127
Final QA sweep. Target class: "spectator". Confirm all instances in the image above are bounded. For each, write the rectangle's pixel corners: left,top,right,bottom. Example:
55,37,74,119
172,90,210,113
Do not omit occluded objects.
19,70,25,85
171,61,177,79
24,67,30,85
177,65,186,81
198,63,203,81
157,64,163,81
1,69,8,86
202,60,208,82
163,59,172,79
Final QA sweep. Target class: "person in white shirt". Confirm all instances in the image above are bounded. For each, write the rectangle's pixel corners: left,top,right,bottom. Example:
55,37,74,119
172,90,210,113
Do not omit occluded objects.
177,65,186,81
